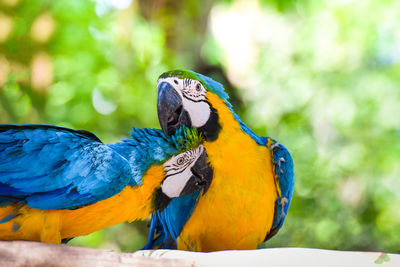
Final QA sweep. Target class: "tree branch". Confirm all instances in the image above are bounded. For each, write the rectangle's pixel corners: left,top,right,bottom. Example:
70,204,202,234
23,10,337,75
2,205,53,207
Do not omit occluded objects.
0,241,398,267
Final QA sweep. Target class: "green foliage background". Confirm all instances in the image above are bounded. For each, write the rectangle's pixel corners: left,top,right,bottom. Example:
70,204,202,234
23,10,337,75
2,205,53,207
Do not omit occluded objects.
1,0,399,253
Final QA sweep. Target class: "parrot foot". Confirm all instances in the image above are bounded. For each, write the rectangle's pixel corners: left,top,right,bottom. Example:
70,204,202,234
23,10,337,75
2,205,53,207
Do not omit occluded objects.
270,143,286,174
270,142,280,151
277,157,286,174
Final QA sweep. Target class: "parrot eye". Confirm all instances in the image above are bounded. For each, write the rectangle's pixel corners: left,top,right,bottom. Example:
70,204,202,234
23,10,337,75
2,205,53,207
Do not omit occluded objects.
196,83,201,92
177,157,185,165
174,79,179,85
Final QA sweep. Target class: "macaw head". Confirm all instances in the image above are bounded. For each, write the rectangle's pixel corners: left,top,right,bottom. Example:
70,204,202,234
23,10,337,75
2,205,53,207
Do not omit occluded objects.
155,144,213,210
157,69,231,141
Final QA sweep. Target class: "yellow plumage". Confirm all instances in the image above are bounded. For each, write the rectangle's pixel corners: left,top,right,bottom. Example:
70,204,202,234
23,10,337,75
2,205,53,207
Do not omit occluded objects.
0,165,165,243
177,92,277,251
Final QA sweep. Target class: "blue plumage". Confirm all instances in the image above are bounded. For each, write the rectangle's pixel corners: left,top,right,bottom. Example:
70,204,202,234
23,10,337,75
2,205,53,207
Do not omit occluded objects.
271,142,295,217
0,125,131,210
0,125,187,211
109,128,179,186
262,137,295,240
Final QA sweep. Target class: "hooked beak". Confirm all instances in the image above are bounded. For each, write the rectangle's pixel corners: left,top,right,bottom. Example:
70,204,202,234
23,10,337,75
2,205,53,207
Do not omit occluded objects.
157,82,191,136
180,149,213,196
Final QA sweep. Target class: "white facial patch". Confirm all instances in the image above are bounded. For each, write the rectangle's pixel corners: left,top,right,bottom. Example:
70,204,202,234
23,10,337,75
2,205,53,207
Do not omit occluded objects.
161,145,204,198
158,77,211,128
182,98,211,128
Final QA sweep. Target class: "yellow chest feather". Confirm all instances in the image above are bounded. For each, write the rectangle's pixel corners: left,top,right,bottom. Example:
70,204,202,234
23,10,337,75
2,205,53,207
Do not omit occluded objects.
177,94,277,251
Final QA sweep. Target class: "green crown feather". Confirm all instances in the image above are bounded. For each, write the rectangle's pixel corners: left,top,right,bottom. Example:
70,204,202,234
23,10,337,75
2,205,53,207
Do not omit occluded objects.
169,126,204,153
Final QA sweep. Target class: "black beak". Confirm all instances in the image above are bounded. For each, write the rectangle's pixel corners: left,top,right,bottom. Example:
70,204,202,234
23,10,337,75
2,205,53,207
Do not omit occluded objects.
180,150,213,196
157,82,191,136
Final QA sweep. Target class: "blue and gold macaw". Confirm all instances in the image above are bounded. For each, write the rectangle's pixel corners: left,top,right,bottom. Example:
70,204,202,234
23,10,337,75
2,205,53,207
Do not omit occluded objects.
145,70,294,251
0,124,212,243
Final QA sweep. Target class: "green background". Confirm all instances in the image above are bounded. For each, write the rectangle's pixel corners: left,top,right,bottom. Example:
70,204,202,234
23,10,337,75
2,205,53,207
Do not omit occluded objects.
1,0,399,253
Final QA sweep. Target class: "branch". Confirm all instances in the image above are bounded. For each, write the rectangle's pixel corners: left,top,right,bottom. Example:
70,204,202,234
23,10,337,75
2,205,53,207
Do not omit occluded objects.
0,241,398,267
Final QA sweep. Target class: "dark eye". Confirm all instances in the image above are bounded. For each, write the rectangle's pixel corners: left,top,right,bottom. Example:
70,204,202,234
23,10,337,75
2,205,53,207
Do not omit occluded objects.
196,83,201,92
174,79,179,85
177,157,185,165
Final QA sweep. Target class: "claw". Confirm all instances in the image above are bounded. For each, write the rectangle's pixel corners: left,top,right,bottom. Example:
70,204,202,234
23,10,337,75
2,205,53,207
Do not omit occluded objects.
273,156,286,174
270,143,285,174
270,142,280,151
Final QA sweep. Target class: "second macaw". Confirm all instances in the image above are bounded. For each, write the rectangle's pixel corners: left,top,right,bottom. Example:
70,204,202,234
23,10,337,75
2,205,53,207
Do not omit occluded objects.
0,124,212,243
145,70,294,251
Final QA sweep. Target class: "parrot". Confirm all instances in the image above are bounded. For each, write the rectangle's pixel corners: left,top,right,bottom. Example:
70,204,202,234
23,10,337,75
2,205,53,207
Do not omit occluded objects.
144,70,294,251
0,124,212,244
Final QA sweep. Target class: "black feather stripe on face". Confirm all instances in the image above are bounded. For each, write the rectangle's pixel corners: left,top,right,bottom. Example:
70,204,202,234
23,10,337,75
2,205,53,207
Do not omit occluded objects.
198,106,220,141
154,188,172,211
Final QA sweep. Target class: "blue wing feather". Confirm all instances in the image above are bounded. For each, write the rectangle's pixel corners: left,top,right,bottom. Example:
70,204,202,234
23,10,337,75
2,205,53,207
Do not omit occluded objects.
261,137,294,241
0,125,132,210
